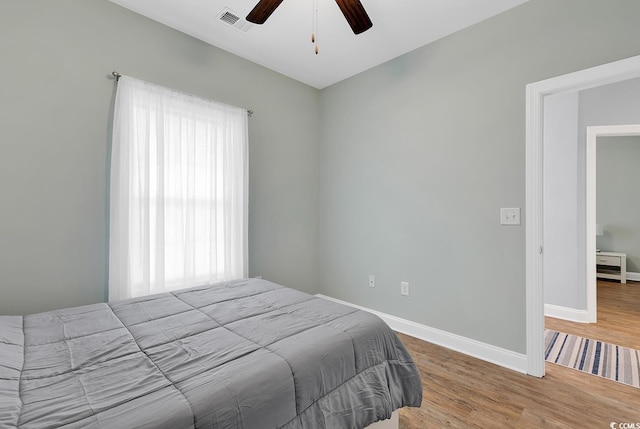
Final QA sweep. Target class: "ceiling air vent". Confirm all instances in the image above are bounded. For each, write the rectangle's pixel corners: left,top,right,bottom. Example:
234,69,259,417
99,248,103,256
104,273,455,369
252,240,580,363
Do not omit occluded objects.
220,10,240,25
218,8,253,33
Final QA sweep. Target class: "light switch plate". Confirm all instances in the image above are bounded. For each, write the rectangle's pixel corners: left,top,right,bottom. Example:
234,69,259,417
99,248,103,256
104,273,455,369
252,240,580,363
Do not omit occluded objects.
400,281,409,296
500,208,521,225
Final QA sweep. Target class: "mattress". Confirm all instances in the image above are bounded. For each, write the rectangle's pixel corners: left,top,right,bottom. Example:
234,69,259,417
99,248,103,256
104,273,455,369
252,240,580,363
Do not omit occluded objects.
0,278,422,428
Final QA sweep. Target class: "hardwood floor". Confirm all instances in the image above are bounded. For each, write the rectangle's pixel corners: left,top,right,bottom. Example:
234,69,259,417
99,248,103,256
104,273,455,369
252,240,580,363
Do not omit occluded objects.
397,280,640,428
545,279,640,349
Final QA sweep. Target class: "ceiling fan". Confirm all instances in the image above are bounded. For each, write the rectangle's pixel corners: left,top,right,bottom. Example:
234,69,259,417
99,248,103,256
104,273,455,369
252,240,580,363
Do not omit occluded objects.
246,0,373,35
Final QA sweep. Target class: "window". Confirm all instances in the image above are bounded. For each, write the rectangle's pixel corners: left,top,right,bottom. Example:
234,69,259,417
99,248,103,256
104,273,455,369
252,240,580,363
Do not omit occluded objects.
109,76,247,300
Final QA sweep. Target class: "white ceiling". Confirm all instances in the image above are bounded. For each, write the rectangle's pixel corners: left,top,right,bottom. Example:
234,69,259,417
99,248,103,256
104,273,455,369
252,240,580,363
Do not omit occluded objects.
110,0,529,89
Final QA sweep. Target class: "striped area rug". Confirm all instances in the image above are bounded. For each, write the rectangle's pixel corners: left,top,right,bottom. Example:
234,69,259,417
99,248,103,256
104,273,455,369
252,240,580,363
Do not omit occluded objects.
545,329,640,389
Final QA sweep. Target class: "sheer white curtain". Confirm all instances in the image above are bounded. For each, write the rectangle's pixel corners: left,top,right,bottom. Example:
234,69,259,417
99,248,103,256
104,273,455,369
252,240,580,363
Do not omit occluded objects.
109,76,248,301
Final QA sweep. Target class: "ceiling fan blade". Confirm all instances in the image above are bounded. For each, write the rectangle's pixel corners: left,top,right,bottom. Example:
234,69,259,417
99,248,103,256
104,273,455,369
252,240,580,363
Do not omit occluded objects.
334,0,373,34
246,0,285,24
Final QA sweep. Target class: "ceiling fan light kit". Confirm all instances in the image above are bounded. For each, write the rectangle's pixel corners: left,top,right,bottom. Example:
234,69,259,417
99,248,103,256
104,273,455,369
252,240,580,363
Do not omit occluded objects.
246,0,373,54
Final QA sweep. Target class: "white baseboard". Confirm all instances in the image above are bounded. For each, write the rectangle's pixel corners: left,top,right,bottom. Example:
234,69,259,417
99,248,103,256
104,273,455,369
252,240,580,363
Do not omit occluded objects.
544,303,591,323
315,294,527,374
544,273,640,323
627,271,640,282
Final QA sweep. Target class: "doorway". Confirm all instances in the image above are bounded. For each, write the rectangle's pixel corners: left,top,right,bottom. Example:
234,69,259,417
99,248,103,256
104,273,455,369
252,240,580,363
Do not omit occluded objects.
525,54,640,377
585,125,640,321
545,131,640,352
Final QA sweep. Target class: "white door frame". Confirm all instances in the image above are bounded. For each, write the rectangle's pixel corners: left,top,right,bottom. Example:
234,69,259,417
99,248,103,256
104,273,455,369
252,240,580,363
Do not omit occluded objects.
525,54,640,377
586,124,640,322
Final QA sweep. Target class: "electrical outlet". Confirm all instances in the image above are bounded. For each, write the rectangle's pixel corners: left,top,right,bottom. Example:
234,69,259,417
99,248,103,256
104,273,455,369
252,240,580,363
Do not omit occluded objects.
500,207,521,225
369,275,375,288
400,281,409,296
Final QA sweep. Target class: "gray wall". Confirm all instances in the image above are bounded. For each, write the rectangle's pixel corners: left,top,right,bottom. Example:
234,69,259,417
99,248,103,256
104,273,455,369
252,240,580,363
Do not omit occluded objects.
318,0,640,353
543,92,580,309
0,0,319,315
597,136,640,272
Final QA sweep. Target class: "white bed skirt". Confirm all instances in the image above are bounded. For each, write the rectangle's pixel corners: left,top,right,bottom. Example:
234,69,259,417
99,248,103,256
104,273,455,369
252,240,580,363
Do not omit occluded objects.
365,410,399,429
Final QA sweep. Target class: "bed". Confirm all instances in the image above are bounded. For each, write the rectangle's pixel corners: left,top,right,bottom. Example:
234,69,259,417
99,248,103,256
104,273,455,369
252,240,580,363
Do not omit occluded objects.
0,278,422,428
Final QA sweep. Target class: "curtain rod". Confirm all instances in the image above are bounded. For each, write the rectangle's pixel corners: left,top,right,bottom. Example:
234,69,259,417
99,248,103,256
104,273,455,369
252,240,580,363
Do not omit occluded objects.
111,71,253,117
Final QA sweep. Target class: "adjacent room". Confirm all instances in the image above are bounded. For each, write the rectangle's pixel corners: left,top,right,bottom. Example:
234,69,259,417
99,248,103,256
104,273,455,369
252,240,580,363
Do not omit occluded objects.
2,0,640,427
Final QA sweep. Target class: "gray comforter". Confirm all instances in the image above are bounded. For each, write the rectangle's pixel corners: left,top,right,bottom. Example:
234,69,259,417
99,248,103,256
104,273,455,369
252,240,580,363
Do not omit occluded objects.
0,279,422,428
